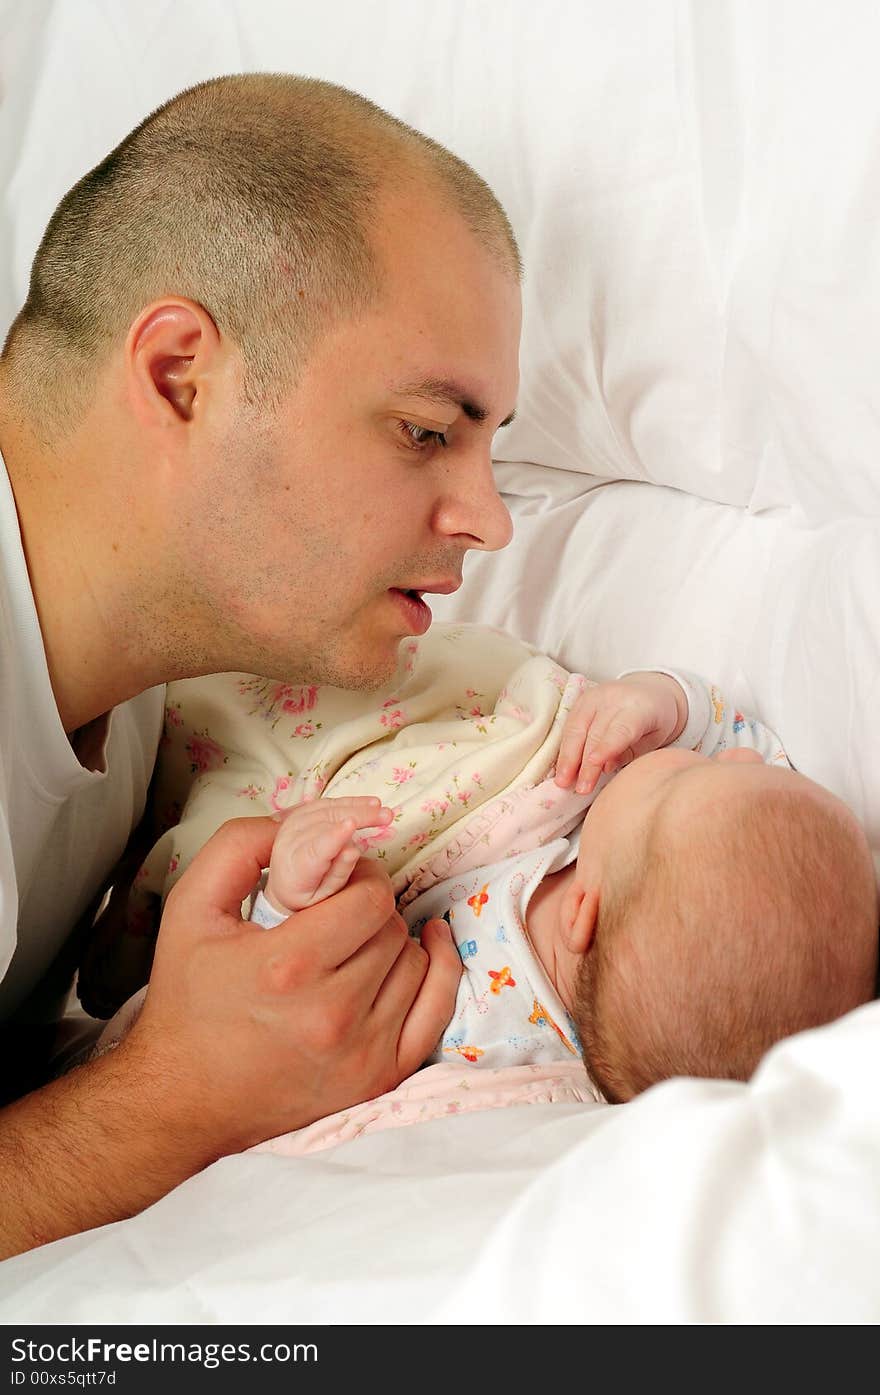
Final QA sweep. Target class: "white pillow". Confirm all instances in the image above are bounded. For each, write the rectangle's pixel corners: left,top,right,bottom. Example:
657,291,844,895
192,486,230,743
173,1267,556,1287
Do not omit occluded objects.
5,0,880,522
0,0,756,509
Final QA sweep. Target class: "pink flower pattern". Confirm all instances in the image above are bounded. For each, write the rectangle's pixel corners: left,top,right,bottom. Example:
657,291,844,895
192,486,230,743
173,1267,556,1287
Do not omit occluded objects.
353,822,397,851
238,676,322,730
282,687,318,715
507,704,532,724
389,765,416,786
406,830,433,849
238,784,264,801
380,708,405,730
270,774,295,812
158,629,580,913
185,732,227,775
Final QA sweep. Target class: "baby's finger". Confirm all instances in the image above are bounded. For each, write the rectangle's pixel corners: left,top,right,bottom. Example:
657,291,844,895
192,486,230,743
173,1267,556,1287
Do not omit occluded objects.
581,715,638,763
570,724,615,783
575,730,633,791
554,699,599,787
279,796,393,827
305,840,362,903
293,816,360,867
573,756,604,795
271,817,361,908
278,801,392,891
601,745,636,775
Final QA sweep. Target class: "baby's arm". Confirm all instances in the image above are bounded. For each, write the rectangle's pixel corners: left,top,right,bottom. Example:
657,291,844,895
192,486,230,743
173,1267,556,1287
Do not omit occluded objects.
555,672,688,794
252,796,394,925
554,668,791,795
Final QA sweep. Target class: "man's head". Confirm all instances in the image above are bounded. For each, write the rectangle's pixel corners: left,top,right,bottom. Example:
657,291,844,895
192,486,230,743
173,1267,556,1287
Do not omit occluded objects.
559,749,879,1101
0,74,521,700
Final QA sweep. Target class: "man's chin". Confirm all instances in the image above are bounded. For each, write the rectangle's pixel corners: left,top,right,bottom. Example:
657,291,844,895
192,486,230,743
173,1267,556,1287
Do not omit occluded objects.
302,635,405,693
344,640,406,692
258,621,414,691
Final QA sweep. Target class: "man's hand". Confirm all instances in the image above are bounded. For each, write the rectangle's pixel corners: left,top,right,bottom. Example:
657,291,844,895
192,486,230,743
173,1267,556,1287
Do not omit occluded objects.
123,815,461,1152
0,815,460,1259
554,673,688,795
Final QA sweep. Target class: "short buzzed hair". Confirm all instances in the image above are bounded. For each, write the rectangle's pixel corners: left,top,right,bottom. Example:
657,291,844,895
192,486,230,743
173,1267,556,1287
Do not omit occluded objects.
2,73,521,431
576,783,879,1103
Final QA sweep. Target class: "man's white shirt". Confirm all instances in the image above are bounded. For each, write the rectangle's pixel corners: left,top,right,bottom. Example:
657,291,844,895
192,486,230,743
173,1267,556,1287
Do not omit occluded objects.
0,453,163,1023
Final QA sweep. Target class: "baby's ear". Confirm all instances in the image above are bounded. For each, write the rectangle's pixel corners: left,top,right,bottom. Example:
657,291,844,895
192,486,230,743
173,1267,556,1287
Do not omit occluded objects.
561,879,600,956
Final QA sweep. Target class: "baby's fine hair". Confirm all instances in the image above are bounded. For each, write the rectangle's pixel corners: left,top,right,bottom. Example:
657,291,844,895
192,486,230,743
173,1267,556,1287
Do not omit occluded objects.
575,781,879,1103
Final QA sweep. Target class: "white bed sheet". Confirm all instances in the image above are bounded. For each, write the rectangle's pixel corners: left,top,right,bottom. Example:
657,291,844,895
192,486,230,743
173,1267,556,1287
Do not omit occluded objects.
1,0,879,1323
3,996,879,1323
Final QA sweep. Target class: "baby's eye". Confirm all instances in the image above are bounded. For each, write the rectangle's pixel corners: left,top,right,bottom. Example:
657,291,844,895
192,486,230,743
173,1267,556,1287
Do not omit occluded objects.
397,420,448,450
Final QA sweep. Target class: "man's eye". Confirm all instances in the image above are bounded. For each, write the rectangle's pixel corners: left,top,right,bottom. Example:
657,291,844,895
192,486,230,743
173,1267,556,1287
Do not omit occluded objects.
397,420,448,450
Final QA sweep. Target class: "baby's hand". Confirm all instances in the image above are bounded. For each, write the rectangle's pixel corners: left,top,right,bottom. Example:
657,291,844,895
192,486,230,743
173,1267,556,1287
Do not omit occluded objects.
554,673,687,794
264,796,395,914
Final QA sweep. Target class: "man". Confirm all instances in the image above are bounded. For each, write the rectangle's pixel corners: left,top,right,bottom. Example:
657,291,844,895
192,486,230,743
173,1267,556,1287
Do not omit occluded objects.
0,73,521,1257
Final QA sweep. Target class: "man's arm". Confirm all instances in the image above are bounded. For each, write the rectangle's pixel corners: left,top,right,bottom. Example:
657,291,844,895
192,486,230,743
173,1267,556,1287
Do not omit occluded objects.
0,1037,216,1252
0,817,461,1259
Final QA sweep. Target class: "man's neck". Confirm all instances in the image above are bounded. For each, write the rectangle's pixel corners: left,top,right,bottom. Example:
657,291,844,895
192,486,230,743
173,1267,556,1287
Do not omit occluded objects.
0,392,162,731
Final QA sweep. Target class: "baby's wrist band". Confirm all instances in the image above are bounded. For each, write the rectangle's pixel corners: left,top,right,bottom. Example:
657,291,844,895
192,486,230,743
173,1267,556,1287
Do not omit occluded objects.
249,887,291,928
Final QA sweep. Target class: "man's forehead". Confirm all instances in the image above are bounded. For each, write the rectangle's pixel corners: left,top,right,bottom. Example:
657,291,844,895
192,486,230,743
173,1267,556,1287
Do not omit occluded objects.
391,375,516,427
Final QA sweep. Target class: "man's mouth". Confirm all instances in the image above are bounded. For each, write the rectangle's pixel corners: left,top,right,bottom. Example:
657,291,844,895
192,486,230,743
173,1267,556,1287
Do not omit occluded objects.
400,578,462,597
386,578,462,635
387,588,433,635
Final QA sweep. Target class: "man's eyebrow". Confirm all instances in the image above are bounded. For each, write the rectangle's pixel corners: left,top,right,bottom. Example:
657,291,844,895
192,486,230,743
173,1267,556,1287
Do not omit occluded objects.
395,377,516,428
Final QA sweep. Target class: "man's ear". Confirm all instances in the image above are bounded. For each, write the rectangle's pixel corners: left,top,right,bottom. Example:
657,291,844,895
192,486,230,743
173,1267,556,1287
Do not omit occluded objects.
125,298,222,428
560,878,600,956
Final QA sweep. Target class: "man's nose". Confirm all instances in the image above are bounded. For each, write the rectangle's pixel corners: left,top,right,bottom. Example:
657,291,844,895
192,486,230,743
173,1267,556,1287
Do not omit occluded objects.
433,451,514,553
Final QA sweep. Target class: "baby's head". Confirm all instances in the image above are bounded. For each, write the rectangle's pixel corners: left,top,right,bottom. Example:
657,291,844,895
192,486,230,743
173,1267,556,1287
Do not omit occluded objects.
561,748,879,1103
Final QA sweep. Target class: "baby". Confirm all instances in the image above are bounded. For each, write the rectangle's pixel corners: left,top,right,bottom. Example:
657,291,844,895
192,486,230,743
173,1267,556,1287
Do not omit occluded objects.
249,669,879,1102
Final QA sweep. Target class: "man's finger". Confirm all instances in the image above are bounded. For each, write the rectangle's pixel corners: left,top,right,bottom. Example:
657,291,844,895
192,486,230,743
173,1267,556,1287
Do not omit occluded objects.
267,860,398,969
332,909,412,999
167,816,280,919
389,918,462,1077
